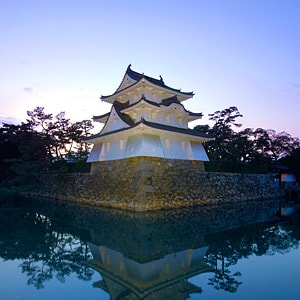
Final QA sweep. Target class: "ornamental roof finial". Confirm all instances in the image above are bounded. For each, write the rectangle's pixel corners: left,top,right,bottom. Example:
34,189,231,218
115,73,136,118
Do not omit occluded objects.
159,75,164,84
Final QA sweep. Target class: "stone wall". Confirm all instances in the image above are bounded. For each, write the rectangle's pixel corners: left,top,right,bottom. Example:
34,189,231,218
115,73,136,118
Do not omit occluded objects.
27,156,283,211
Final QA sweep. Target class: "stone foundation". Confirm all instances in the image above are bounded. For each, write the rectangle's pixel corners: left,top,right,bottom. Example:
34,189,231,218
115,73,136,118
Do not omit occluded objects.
89,156,206,175
27,157,283,211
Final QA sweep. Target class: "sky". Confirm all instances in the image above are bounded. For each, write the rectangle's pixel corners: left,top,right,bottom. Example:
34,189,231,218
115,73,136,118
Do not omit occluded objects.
0,0,299,137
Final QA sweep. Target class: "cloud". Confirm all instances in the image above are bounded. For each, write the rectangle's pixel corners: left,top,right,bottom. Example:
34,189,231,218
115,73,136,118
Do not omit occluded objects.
282,82,300,92
23,87,34,94
0,116,21,125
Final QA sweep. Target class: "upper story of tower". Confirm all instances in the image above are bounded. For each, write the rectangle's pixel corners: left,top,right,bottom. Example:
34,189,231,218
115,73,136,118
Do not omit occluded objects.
100,64,194,105
93,65,202,130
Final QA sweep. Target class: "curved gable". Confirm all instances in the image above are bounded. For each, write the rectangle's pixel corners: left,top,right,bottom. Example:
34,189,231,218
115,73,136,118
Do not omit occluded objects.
100,106,131,135
116,73,137,92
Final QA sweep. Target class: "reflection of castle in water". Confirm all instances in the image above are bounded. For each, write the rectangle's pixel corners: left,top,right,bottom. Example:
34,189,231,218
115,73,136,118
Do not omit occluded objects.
78,201,267,299
86,243,212,299
2,198,299,298
22,198,281,298
77,206,225,299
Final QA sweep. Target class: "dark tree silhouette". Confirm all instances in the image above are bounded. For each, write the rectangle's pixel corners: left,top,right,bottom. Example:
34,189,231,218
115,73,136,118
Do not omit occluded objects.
194,106,300,173
0,107,94,184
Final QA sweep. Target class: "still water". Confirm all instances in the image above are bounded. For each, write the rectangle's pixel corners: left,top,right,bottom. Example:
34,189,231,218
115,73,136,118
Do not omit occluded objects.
0,196,299,300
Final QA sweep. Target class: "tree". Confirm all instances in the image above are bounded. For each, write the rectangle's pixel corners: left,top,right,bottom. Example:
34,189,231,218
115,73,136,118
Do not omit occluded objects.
194,107,299,173
26,106,58,159
280,147,300,182
227,128,255,163
65,120,94,160
195,107,248,172
250,129,299,163
206,106,243,160
267,130,300,162
26,107,93,161
0,107,94,184
0,122,51,183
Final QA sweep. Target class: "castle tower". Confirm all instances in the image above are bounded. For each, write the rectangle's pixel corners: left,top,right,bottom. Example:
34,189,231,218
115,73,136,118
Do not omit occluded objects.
85,65,213,173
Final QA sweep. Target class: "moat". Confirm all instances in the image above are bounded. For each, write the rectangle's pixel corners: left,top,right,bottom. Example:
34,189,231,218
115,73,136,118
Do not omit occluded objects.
1,195,300,300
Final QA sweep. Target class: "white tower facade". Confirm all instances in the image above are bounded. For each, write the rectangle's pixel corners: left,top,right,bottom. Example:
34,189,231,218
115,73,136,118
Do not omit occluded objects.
85,65,213,163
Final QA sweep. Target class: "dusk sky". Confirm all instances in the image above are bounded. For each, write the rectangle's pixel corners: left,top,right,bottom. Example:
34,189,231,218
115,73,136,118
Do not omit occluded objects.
1,0,299,137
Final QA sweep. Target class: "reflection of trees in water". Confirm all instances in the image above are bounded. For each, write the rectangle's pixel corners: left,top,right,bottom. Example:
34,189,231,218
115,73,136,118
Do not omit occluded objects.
19,231,93,289
0,209,93,289
206,252,242,293
1,204,300,294
204,221,300,293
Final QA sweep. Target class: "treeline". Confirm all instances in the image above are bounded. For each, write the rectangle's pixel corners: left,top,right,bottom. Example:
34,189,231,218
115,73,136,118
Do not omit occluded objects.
0,107,93,189
194,106,300,178
1,106,300,190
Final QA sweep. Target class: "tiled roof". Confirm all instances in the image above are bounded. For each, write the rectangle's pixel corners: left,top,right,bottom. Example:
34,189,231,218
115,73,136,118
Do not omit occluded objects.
121,95,203,118
93,112,110,120
161,96,181,106
122,96,160,110
125,64,166,88
91,101,133,125
142,119,213,139
125,65,194,96
188,111,204,118
113,101,135,125
101,65,194,99
94,96,203,123
83,118,213,141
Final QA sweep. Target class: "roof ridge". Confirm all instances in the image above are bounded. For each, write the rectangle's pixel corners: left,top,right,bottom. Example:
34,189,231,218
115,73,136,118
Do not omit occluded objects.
126,65,165,87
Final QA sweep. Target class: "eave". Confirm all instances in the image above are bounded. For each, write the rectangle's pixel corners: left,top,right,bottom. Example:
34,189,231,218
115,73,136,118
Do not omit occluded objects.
115,64,194,94
83,119,214,143
187,112,204,122
93,112,110,123
101,77,193,104
93,98,203,124
121,96,203,121
121,97,160,114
